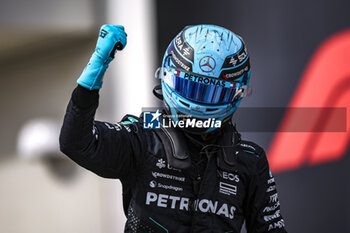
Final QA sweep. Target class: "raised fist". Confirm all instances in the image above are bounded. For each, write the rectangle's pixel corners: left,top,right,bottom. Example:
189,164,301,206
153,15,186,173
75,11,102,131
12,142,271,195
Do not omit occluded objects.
77,25,127,90
94,24,127,61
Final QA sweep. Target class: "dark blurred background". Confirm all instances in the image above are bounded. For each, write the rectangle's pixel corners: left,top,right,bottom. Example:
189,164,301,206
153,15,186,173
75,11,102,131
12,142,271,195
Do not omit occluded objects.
0,0,349,232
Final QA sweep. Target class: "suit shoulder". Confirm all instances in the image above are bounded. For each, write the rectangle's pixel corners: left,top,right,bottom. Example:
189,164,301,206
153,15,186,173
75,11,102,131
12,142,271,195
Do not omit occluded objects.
120,114,141,123
237,140,266,158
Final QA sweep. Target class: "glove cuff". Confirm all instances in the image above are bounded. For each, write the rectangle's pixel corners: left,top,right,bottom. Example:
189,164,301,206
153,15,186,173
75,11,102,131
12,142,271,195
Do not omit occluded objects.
77,52,114,90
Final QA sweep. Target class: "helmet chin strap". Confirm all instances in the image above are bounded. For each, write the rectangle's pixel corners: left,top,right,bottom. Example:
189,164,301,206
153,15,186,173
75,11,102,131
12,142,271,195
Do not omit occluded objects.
152,84,163,100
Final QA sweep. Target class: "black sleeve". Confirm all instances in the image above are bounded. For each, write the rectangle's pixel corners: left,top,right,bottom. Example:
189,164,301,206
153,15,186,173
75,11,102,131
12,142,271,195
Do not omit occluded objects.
245,151,288,233
59,85,146,179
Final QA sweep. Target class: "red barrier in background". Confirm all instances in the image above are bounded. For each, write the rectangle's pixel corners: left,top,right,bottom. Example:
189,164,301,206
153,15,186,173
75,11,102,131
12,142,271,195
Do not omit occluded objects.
268,30,350,173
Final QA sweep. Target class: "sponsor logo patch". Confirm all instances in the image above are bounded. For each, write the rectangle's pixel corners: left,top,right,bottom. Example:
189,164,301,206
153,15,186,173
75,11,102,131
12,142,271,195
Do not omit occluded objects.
268,219,285,231
149,180,157,188
145,192,236,220
156,159,166,169
269,193,279,203
264,210,281,222
263,201,280,213
219,182,237,196
219,171,240,182
152,171,185,182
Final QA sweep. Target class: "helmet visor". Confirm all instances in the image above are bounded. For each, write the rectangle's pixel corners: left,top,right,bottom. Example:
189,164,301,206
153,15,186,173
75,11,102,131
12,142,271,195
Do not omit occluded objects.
162,67,247,105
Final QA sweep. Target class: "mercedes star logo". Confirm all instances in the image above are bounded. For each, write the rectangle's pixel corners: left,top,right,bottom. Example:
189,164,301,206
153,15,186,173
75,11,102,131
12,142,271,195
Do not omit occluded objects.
199,56,216,72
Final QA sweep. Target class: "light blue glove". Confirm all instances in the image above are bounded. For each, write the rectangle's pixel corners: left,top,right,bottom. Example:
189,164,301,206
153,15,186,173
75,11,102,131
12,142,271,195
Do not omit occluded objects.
77,24,127,90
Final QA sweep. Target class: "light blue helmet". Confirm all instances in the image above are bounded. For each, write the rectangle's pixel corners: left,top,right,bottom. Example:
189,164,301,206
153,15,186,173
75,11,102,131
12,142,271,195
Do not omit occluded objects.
157,24,250,133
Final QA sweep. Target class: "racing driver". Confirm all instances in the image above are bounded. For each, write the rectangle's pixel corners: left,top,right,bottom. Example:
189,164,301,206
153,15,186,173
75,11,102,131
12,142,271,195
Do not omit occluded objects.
59,24,288,233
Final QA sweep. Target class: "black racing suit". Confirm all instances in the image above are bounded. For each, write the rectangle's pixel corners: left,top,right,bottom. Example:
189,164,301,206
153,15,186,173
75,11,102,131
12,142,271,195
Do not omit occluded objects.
59,85,287,233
